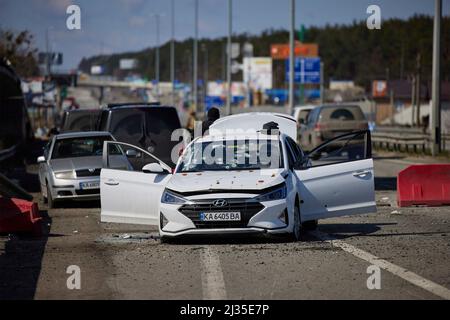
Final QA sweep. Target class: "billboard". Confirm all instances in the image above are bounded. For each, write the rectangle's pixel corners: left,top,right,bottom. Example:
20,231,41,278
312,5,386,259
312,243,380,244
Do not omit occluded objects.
243,57,272,90
119,59,138,70
271,42,318,59
90,65,103,75
372,80,387,98
285,57,321,84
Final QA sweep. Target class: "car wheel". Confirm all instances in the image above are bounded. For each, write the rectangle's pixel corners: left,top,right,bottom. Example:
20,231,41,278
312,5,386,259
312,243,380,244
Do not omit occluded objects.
290,205,302,241
47,184,55,209
302,220,318,231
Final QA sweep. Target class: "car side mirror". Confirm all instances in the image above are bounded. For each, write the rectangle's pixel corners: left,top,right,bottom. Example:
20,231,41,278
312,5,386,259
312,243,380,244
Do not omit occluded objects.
37,156,46,163
126,149,140,158
142,163,167,174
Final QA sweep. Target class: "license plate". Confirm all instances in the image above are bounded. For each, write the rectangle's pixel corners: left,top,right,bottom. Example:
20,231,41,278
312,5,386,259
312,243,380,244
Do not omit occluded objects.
200,212,241,222
80,181,100,190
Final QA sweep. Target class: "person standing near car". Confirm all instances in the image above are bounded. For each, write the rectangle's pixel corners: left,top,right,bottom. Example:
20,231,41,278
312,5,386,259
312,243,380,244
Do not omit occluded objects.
201,107,220,135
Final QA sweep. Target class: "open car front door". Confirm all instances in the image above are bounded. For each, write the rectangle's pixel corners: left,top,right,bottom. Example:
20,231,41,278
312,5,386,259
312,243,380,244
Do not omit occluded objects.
100,141,172,225
295,130,376,221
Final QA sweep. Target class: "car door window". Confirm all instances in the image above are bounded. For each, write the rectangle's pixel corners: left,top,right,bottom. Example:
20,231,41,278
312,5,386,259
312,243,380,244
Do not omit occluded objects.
104,141,171,173
307,130,370,167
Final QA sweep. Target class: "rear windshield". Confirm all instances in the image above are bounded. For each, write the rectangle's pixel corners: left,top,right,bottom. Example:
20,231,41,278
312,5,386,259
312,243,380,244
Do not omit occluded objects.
320,106,365,122
108,108,181,140
63,111,100,132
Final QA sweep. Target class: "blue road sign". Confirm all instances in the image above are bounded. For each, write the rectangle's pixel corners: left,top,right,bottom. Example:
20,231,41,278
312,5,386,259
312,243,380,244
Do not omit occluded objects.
285,57,321,84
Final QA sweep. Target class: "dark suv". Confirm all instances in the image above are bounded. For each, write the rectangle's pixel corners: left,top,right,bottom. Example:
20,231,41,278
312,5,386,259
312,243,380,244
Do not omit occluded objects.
96,103,182,167
60,109,101,133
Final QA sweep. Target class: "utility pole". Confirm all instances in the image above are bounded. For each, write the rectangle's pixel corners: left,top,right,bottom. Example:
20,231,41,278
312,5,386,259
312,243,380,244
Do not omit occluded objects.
45,27,51,77
152,13,162,98
193,0,199,113
411,75,416,126
320,61,324,105
288,0,295,115
170,0,175,106
431,0,442,156
203,44,209,110
415,53,421,127
226,0,232,116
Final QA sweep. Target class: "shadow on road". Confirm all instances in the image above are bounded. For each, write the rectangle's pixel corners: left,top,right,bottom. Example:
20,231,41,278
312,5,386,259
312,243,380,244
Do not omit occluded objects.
317,222,397,240
0,209,53,300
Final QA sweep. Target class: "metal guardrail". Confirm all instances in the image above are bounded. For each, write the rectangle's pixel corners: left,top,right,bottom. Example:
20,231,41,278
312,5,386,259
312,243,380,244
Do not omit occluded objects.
0,144,18,162
372,130,450,153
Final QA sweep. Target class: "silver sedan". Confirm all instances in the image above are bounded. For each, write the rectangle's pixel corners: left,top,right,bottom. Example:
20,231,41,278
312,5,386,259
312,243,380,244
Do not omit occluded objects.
37,131,117,208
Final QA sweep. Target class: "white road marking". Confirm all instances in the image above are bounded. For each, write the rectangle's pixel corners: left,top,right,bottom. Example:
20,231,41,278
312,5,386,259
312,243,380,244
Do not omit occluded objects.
311,230,450,300
200,246,227,300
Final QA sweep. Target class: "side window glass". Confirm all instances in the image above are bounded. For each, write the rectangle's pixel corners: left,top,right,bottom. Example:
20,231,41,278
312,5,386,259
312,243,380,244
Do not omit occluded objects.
308,131,369,167
285,141,296,169
106,143,157,172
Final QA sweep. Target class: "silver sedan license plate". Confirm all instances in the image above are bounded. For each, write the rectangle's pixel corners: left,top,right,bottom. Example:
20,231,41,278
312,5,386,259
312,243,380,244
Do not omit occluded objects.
200,212,241,221
80,181,100,190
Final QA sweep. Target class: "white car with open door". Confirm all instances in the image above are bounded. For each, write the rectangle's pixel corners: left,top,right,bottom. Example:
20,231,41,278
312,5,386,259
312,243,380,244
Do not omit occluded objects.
100,113,376,241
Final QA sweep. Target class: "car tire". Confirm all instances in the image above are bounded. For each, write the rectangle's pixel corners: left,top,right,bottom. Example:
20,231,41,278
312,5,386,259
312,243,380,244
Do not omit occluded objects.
160,236,172,244
289,205,302,242
47,184,55,209
302,219,318,231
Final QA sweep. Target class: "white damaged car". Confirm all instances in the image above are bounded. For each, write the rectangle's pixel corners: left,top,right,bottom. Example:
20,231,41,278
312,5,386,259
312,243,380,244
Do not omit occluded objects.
100,113,376,241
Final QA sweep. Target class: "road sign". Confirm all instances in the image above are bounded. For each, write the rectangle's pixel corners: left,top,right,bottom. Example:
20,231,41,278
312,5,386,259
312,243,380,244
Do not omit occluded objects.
285,57,321,84
271,42,318,59
38,52,63,65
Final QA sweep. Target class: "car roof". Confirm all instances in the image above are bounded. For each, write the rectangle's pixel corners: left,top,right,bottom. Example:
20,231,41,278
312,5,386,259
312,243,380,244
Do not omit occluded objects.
294,105,316,111
194,132,281,143
65,109,101,114
317,103,361,109
102,103,171,111
55,131,112,140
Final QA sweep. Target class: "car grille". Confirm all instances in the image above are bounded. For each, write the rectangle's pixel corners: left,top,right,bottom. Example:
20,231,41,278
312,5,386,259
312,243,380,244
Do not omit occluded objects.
179,200,264,229
76,168,101,177
75,189,100,196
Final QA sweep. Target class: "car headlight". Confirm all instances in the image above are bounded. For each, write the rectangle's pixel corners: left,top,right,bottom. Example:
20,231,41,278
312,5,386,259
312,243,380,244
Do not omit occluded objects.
161,189,187,204
254,184,287,202
54,170,75,179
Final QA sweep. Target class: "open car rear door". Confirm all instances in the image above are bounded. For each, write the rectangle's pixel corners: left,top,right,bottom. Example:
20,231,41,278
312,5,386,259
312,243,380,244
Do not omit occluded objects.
100,141,172,225
295,130,376,221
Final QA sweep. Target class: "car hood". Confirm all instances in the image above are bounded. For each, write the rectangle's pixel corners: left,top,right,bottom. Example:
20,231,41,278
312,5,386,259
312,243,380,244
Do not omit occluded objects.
49,156,103,172
167,169,286,194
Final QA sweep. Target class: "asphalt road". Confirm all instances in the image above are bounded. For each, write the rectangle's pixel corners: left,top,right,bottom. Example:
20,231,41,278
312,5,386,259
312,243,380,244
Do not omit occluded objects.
0,152,449,300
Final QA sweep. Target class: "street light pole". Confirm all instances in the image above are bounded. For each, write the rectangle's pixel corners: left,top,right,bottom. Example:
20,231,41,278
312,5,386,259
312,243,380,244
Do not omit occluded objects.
153,14,161,98
431,0,442,156
193,0,199,113
288,0,295,115
171,0,175,106
226,0,232,116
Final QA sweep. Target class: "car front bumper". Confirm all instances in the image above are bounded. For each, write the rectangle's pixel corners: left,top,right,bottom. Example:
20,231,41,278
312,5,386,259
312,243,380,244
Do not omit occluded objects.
159,197,292,237
49,176,100,201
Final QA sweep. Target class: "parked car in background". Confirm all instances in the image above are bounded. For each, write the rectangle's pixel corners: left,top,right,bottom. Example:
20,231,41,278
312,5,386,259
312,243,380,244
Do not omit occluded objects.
292,105,316,126
60,109,101,133
96,103,182,167
37,131,120,208
299,104,368,151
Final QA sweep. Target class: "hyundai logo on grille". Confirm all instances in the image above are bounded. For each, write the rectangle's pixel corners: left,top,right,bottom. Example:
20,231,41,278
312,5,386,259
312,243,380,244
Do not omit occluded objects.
213,199,228,207
88,168,96,173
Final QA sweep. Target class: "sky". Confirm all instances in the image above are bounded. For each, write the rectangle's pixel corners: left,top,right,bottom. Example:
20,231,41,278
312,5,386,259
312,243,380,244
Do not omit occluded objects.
0,0,448,69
